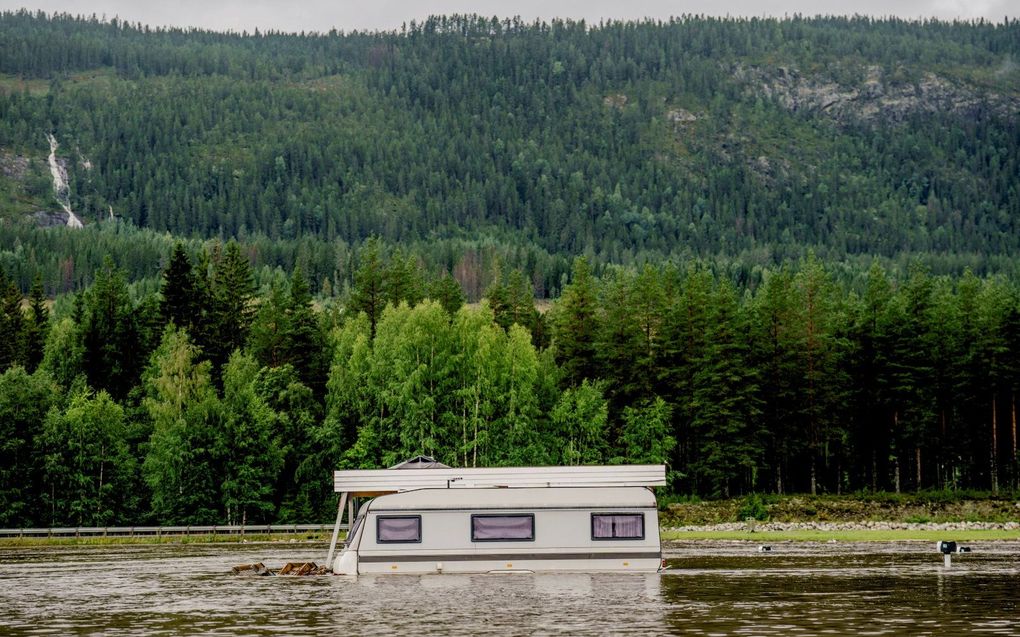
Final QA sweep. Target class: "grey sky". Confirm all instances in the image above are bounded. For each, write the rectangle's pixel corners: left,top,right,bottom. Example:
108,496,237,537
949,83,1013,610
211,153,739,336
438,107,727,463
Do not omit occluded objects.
1,0,1015,33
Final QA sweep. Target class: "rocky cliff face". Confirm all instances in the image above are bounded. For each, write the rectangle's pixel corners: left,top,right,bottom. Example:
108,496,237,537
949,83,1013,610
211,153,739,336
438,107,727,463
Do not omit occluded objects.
736,64,1019,124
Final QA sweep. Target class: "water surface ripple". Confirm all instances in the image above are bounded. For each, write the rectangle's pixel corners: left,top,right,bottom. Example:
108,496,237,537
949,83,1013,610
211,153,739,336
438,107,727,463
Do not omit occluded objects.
1,541,1016,635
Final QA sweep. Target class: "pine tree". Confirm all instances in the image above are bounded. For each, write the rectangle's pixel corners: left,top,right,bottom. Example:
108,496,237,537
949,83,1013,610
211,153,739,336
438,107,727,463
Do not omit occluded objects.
78,257,143,399
249,282,289,369
22,274,48,373
207,241,256,374
283,267,327,397
690,281,762,498
0,267,24,371
749,267,801,493
552,257,599,386
159,242,199,334
427,271,466,316
349,238,386,337
383,249,425,308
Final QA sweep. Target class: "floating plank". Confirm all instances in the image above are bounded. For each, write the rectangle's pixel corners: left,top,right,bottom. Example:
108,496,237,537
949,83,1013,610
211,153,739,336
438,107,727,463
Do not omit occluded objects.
333,464,666,494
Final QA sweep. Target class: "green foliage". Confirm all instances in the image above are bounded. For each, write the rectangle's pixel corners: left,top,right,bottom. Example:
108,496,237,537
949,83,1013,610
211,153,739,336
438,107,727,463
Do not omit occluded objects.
552,257,599,386
40,388,137,526
4,14,1019,299
158,242,201,335
205,242,256,375
220,351,284,525
22,274,48,372
0,367,61,526
76,257,145,399
141,326,224,524
551,380,610,465
617,397,676,466
428,271,466,316
6,187,1020,527
0,266,25,369
736,493,770,522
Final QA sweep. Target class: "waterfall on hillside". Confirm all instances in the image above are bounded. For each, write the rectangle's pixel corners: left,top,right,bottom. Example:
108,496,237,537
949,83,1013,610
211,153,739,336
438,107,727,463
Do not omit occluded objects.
46,133,84,229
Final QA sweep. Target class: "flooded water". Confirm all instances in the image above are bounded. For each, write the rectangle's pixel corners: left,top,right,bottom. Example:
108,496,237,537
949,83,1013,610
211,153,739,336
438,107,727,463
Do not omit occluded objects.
0,540,1017,635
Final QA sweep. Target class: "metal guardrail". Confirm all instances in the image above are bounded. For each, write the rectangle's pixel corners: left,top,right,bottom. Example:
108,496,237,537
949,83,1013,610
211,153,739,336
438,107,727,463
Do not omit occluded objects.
0,524,346,538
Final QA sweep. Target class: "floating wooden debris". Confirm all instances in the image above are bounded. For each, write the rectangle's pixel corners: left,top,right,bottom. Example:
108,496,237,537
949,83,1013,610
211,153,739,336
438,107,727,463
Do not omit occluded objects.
232,562,271,576
278,562,328,576
231,561,329,576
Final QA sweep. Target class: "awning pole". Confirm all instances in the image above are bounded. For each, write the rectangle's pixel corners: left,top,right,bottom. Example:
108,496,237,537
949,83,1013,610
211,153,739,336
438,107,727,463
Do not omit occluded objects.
325,491,349,569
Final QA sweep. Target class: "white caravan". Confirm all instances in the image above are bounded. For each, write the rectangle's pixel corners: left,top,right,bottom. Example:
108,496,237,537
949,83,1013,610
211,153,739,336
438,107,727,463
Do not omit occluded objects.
326,462,666,575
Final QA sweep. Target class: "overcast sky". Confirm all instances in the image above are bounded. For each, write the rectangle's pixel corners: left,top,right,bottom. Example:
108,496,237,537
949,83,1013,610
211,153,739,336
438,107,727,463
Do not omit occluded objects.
1,0,1016,33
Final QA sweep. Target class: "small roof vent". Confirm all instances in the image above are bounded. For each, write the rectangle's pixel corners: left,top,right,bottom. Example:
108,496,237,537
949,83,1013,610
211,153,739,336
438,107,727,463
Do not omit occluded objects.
390,455,451,470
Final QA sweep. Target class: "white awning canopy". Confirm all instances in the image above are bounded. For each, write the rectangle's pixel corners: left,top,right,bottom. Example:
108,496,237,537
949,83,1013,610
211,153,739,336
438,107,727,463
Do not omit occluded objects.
333,464,666,495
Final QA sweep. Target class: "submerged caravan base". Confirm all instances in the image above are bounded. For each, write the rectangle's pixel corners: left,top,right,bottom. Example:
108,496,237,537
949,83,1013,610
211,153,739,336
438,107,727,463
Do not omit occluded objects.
327,463,666,575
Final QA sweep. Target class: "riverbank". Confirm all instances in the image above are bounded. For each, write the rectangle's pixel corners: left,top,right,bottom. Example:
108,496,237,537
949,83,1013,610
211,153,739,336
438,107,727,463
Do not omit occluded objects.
0,532,332,547
662,526,1019,543
661,492,1020,526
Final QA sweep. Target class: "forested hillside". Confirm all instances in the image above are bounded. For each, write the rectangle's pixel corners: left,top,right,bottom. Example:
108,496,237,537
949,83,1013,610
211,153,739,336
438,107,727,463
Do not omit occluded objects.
1,12,1019,295
1,13,1019,524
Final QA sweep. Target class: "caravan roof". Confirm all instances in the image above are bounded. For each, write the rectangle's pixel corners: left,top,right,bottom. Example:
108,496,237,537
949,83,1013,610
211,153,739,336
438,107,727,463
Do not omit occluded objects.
368,486,656,511
334,464,666,496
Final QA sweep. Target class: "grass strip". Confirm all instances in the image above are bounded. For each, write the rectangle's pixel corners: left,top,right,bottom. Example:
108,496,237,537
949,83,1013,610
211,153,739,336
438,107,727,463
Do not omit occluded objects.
0,532,334,547
661,529,1020,542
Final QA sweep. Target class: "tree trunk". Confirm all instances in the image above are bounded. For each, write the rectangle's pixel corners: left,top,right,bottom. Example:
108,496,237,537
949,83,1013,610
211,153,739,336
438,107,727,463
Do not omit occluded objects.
893,411,900,494
871,449,877,492
810,455,817,496
776,463,783,495
473,392,480,468
940,410,948,489
991,393,999,495
915,447,921,490
1012,391,1018,490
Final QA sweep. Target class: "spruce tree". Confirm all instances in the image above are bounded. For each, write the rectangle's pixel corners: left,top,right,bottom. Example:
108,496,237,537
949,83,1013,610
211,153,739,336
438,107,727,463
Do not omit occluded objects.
283,267,327,397
552,257,599,386
0,268,24,371
349,238,386,337
78,257,142,399
23,274,48,373
427,271,466,316
159,242,198,334
207,241,256,373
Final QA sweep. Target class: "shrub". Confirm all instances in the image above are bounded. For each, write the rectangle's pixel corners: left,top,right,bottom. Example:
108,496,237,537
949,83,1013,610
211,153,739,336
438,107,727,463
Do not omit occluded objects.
736,493,769,521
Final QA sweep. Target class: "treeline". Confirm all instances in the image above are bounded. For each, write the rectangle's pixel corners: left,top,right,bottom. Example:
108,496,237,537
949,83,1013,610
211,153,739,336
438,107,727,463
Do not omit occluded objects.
2,248,1019,527
0,221,573,300
1,13,1019,280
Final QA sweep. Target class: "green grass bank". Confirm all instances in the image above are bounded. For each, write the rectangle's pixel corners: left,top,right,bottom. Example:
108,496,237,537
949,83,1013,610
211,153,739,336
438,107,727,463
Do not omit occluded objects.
661,491,1020,527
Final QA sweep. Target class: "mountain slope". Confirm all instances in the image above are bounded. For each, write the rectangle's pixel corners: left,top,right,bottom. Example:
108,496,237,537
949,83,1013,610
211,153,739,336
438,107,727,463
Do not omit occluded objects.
0,12,1018,290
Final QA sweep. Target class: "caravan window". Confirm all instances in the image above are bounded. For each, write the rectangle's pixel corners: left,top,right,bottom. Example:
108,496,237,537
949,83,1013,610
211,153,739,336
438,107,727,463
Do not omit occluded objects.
471,514,535,541
591,513,644,540
345,510,366,547
376,515,422,543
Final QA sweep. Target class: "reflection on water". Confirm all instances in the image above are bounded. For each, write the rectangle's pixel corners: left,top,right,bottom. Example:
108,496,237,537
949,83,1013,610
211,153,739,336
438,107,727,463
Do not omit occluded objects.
0,541,1017,635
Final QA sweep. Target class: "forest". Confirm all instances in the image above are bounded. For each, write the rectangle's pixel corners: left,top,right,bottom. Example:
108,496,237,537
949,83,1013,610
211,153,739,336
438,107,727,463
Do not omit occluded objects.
1,246,1018,526
1,12,1019,296
0,13,1019,526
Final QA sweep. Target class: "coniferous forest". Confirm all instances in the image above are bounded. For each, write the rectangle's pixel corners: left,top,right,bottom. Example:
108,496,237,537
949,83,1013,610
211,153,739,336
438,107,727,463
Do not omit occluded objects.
0,12,1019,525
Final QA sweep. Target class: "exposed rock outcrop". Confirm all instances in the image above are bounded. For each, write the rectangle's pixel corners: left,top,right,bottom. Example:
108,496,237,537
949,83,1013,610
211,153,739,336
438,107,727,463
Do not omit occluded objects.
737,64,1019,124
